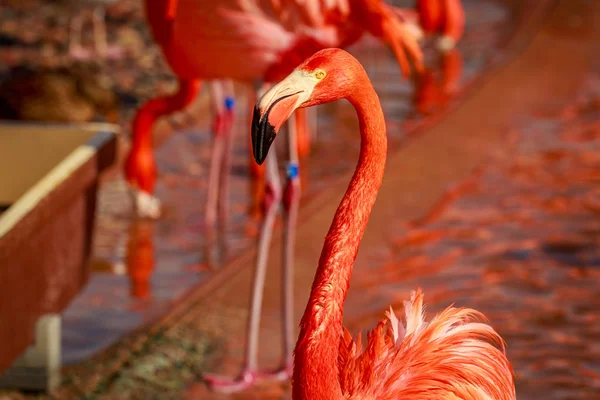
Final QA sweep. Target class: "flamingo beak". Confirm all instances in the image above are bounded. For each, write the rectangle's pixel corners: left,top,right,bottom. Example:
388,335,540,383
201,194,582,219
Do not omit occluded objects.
252,70,316,164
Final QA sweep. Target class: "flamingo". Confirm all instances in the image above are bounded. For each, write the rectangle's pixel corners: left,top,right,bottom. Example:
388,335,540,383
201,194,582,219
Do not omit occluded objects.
417,0,465,51
251,48,516,399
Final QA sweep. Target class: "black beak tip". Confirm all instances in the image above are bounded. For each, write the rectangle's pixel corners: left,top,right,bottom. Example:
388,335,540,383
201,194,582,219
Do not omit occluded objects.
251,105,277,165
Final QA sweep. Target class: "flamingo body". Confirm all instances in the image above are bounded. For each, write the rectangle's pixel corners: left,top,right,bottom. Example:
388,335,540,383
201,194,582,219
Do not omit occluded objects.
166,2,345,81
417,0,443,33
337,289,514,399
161,0,422,82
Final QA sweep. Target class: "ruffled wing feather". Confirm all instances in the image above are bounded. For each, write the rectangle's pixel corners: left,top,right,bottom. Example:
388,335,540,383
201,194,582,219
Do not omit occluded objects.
338,288,516,400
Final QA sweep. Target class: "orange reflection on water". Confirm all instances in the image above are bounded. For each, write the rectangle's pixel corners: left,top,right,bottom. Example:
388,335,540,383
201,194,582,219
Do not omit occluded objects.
413,48,464,116
126,220,156,300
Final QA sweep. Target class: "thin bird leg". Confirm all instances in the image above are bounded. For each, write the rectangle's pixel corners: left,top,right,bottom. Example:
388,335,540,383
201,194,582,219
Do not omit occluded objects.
258,112,300,382
217,79,236,226
438,0,465,52
205,81,226,230
91,6,108,58
204,149,282,393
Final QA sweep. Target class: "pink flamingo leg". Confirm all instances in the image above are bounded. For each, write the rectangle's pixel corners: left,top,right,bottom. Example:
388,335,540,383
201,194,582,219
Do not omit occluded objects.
218,80,236,226
204,146,282,393
260,112,300,381
204,84,302,391
205,81,227,229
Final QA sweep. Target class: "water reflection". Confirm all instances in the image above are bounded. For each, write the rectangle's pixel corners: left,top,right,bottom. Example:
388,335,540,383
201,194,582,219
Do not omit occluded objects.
413,48,464,116
346,75,600,398
126,219,156,300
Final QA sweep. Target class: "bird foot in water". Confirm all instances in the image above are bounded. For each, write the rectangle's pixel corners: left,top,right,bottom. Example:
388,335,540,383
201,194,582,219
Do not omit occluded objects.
258,363,293,382
437,35,457,52
203,370,257,393
129,187,162,219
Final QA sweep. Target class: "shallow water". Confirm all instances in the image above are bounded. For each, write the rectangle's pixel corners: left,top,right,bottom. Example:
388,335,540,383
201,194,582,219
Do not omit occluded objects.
345,72,600,399
61,0,513,364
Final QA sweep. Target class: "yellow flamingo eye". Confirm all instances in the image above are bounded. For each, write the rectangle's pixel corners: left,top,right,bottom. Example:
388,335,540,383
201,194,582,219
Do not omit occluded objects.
314,70,326,79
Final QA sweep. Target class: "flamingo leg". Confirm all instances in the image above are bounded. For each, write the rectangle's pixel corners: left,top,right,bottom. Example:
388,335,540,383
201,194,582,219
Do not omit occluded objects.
205,81,226,230
259,112,300,382
438,0,465,52
205,82,284,393
204,149,282,393
217,80,236,227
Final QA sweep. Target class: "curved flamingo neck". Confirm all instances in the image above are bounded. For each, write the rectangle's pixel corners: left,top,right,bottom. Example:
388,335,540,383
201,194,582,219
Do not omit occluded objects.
292,72,387,400
130,79,201,151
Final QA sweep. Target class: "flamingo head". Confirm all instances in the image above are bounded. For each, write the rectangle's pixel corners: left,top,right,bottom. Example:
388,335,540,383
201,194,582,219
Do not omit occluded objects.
252,48,358,164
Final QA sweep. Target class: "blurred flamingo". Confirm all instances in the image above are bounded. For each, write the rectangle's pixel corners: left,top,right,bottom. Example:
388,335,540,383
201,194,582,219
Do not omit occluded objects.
252,47,516,400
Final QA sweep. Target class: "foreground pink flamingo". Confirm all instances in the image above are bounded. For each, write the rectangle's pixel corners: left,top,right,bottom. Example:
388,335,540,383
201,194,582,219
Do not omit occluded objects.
250,48,515,399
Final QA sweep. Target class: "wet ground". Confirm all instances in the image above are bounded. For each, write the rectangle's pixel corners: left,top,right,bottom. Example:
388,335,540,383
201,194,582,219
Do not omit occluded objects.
1,0,599,399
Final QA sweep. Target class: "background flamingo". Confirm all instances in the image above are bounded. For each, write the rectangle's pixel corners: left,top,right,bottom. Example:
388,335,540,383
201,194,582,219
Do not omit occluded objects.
251,47,516,400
